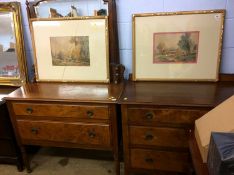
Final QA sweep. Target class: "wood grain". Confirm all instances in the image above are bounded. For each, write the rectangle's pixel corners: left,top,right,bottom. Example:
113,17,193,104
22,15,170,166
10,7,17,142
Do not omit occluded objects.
130,149,189,172
128,108,208,127
12,103,109,120
129,126,188,148
17,120,111,147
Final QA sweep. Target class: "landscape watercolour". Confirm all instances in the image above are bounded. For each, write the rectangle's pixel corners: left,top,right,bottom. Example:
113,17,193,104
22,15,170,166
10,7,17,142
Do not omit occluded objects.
153,31,199,64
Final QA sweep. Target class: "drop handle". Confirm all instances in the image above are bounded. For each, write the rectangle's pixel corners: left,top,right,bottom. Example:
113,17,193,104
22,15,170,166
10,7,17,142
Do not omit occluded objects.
88,131,96,138
145,112,154,120
145,158,154,163
87,111,94,118
26,107,33,114
145,134,154,141
31,128,39,135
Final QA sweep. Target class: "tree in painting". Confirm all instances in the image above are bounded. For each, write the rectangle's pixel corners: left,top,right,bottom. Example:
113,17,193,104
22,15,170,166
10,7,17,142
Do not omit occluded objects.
153,31,199,63
178,33,193,55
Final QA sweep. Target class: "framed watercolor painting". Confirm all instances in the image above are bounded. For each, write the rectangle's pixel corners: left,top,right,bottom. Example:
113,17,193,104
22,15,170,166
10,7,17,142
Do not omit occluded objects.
30,16,109,82
0,2,28,86
133,10,225,81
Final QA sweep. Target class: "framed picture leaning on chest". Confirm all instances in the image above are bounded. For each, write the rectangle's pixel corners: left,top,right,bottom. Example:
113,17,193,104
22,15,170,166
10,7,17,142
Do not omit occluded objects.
30,16,109,83
132,10,225,82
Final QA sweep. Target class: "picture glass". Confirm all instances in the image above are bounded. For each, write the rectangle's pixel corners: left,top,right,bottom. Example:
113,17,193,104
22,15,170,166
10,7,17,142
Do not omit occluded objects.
0,12,19,78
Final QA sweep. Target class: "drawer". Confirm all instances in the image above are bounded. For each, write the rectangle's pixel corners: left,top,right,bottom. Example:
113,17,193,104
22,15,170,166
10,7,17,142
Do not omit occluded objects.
12,103,109,120
130,149,189,173
0,140,16,157
17,120,111,147
129,126,188,148
128,108,207,126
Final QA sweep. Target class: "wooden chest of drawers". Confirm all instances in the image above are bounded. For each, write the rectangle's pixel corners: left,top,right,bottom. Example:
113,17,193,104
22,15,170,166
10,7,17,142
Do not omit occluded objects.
120,81,234,175
5,83,123,174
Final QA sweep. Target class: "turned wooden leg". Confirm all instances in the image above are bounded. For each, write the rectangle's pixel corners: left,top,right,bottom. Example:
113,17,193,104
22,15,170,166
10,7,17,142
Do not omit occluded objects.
20,146,32,173
124,166,129,175
114,157,120,175
16,160,23,172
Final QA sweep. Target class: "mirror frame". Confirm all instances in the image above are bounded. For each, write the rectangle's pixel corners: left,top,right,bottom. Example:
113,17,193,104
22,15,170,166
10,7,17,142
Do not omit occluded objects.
0,2,28,86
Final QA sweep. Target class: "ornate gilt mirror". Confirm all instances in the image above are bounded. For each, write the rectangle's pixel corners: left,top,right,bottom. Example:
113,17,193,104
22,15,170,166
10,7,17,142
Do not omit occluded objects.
0,2,28,86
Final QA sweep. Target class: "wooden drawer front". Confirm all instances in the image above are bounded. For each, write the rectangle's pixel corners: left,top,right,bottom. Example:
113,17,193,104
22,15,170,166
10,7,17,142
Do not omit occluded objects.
12,103,109,120
17,120,111,146
130,149,189,172
128,108,207,125
129,126,188,148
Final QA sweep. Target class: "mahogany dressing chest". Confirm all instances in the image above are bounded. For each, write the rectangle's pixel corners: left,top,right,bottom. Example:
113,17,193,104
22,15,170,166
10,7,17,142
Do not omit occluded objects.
5,82,123,173
119,81,234,175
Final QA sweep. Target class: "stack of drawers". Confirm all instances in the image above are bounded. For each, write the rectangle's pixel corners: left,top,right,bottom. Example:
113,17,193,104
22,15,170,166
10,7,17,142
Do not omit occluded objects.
5,83,122,173
121,105,208,174
7,98,121,173
10,102,112,148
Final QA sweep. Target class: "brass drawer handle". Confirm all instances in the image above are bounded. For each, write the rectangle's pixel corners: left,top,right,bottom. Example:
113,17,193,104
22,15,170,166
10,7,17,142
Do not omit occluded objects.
87,111,94,118
145,112,154,120
31,128,39,135
145,134,154,141
26,107,33,114
145,158,154,163
88,131,96,138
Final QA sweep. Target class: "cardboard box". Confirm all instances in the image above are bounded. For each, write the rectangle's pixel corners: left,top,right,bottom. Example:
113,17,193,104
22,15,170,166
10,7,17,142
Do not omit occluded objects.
195,95,234,163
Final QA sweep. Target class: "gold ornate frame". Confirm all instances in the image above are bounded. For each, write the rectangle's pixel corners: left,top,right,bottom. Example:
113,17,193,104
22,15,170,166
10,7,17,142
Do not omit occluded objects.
132,10,225,82
30,16,110,83
0,2,28,86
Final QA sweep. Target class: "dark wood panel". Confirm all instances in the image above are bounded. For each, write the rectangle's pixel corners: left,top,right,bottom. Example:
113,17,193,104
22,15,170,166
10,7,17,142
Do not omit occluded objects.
0,87,23,170
130,149,189,173
13,103,109,120
0,103,13,139
128,108,208,127
129,126,188,148
119,81,234,106
189,132,209,175
0,140,16,157
17,120,111,147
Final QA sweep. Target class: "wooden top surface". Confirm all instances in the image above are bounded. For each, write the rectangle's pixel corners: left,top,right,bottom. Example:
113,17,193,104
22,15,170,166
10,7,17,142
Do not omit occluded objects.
120,81,234,107
5,83,124,103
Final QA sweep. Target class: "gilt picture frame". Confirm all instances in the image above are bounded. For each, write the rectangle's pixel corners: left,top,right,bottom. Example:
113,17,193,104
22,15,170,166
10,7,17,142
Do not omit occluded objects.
0,2,28,86
30,16,109,82
133,10,225,82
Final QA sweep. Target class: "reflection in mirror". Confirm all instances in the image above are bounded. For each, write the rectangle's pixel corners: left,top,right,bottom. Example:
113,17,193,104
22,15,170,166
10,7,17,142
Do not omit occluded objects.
0,12,19,78
34,0,108,18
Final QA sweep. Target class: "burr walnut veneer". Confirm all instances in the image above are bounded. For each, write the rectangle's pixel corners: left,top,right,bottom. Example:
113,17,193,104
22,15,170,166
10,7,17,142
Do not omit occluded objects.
5,82,123,173
120,81,234,175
